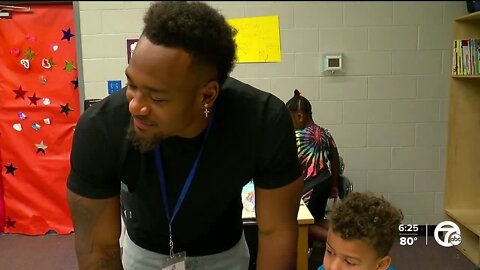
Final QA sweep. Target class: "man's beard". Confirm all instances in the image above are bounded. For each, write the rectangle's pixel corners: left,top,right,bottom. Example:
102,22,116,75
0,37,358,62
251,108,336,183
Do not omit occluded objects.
126,119,166,153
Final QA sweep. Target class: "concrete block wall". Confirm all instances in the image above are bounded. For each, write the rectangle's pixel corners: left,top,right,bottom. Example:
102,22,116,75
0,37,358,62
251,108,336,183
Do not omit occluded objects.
77,1,468,224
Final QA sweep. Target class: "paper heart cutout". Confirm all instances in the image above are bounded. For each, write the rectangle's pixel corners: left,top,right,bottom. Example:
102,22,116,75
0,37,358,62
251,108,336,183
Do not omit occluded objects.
18,112,27,120
44,118,51,125
42,98,51,105
51,45,58,52
42,58,51,69
26,35,36,42
13,123,22,131
11,48,20,57
20,59,30,69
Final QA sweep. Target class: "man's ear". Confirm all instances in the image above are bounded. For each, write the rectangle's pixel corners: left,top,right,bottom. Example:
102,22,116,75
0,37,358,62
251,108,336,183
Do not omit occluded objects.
376,255,391,270
199,80,219,108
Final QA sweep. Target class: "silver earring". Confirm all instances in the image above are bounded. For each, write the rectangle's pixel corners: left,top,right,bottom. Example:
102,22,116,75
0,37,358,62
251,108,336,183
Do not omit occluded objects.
204,103,209,118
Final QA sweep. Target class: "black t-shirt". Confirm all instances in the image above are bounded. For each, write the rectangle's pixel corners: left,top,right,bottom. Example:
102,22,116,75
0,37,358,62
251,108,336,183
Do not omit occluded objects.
67,77,302,256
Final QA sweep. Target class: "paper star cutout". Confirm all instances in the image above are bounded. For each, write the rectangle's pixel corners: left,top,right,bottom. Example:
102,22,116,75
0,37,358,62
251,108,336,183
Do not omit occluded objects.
28,93,41,105
71,77,78,89
35,141,48,155
5,163,17,176
6,217,16,228
12,85,27,99
61,28,75,42
24,47,36,59
64,60,76,72
60,103,73,116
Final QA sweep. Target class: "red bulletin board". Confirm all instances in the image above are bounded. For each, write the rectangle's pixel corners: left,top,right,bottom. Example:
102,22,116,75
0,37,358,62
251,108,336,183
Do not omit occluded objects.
0,2,79,234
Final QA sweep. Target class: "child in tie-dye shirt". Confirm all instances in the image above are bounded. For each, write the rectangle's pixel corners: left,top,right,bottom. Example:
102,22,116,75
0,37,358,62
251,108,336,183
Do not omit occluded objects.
286,89,341,242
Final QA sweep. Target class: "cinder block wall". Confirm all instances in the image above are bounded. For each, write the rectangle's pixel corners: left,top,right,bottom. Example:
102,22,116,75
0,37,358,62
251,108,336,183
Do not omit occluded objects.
77,1,467,224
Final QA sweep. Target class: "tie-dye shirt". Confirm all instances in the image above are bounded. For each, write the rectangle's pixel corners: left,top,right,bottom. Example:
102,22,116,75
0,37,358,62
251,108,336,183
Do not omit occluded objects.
296,125,337,179
296,125,337,202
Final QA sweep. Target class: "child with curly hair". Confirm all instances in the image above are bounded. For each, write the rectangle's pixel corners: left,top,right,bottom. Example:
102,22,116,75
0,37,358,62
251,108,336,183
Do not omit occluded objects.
318,192,403,270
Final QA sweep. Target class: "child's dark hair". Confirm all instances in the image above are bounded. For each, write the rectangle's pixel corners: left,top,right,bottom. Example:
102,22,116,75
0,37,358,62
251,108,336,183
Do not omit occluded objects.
330,192,404,257
286,89,313,116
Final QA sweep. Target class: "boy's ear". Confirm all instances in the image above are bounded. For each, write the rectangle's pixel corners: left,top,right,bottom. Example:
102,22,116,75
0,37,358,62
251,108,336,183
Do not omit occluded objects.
376,256,392,270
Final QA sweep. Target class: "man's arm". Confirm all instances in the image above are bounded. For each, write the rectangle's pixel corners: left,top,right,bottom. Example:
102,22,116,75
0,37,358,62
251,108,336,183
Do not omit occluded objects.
67,189,123,270
254,175,303,270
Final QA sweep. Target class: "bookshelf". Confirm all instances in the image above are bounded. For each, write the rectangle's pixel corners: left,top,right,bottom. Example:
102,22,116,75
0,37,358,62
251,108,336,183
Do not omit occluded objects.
445,11,480,267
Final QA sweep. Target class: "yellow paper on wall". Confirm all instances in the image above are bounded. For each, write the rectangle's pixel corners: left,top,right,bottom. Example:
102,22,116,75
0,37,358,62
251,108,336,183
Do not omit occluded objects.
227,15,281,63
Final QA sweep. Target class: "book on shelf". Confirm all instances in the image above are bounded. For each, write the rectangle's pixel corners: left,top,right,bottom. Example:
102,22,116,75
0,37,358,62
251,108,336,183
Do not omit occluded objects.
452,38,480,76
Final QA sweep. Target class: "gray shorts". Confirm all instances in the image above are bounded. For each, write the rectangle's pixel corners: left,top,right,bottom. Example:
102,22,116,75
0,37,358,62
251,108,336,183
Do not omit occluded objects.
122,231,250,270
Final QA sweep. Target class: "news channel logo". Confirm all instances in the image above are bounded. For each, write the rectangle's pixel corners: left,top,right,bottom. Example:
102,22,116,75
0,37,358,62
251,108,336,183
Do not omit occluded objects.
434,221,462,247
398,221,462,247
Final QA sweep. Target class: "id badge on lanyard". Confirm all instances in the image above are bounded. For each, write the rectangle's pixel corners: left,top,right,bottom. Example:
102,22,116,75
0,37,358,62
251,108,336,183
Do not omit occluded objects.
161,251,186,270
154,109,214,268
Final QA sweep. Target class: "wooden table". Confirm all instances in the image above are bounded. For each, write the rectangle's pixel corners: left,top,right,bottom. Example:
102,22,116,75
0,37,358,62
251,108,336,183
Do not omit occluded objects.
242,200,314,270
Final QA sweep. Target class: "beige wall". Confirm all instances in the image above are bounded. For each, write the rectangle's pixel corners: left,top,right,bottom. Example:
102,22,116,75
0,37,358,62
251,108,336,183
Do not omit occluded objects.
77,1,468,224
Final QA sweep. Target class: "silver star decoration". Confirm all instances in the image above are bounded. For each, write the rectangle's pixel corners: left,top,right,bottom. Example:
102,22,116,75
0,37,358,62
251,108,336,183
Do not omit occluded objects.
35,141,48,155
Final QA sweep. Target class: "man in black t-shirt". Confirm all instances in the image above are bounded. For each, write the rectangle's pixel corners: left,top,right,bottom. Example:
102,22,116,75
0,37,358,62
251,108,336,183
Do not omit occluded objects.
66,2,303,270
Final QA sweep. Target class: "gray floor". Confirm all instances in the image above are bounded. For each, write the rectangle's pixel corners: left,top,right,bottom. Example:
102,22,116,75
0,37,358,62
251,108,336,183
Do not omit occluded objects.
0,234,478,270
0,234,78,270
389,236,479,270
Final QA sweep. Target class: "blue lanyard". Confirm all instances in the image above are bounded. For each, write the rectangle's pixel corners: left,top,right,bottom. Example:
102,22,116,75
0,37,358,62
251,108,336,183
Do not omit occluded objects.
154,109,214,256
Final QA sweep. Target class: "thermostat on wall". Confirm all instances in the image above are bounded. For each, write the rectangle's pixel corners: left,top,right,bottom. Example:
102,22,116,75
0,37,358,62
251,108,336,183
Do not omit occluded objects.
324,54,342,72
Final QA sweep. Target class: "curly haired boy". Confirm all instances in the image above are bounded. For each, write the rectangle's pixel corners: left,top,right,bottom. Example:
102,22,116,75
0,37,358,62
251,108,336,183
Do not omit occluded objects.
318,192,403,270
